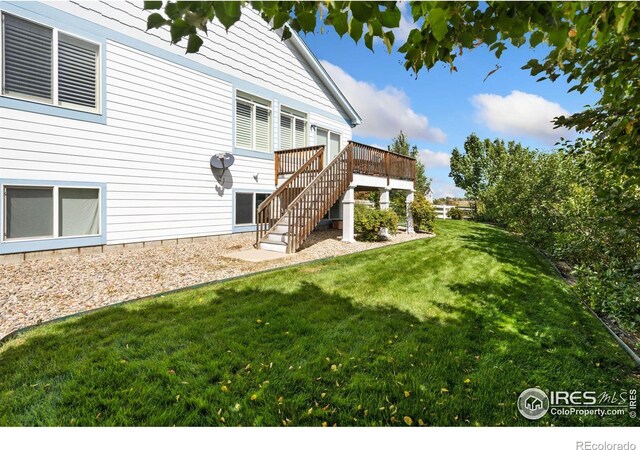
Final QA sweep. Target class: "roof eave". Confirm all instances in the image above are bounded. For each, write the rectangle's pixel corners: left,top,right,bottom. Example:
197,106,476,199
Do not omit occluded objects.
286,31,362,127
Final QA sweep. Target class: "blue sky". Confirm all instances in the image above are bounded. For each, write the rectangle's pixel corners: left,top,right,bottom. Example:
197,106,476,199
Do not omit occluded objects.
302,9,599,199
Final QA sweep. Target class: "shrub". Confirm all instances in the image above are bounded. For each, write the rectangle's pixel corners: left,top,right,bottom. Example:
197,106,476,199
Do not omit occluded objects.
354,205,399,242
574,261,640,332
410,193,436,232
447,207,465,220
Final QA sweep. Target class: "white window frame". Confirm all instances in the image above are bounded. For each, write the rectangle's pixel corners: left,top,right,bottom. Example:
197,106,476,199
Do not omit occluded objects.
234,191,269,226
2,184,102,243
316,127,342,163
279,105,308,149
235,90,272,152
0,12,102,114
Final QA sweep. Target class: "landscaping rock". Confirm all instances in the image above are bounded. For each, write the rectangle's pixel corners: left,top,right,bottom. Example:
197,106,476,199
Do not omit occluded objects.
0,230,432,339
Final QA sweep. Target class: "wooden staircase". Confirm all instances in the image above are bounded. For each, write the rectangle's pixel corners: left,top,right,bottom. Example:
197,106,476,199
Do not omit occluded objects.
257,143,354,253
256,141,416,254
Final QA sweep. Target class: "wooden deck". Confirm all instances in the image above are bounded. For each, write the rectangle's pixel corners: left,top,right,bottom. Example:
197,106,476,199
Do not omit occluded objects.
257,142,416,253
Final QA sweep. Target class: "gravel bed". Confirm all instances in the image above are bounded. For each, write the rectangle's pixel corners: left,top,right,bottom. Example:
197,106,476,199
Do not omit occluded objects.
0,230,432,339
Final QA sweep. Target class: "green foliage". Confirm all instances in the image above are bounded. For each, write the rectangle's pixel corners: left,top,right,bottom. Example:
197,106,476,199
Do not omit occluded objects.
386,131,430,219
388,131,429,196
410,192,436,233
574,262,640,332
447,207,464,220
145,1,640,196
451,133,640,331
354,204,398,242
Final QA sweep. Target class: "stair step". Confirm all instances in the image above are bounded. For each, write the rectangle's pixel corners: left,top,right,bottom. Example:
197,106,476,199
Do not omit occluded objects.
259,240,288,253
266,232,289,243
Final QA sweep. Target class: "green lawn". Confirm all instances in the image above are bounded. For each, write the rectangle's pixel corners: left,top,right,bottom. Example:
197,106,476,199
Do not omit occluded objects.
0,220,638,426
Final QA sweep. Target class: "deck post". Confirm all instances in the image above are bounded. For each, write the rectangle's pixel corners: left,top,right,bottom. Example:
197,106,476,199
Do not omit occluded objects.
341,184,356,243
405,190,415,234
379,187,391,238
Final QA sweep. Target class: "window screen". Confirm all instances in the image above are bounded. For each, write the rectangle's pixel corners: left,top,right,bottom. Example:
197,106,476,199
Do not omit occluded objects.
5,187,53,239
235,193,253,225
294,118,306,147
329,133,341,159
255,193,268,208
255,105,271,151
3,14,53,101
236,100,252,149
59,188,99,236
280,114,292,149
58,34,98,108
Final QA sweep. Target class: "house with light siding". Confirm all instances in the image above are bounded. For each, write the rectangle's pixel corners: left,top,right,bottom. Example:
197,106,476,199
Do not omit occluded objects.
0,1,416,259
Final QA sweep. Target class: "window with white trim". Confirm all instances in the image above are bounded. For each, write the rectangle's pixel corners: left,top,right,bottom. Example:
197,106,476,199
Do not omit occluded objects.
3,185,100,241
280,106,307,149
235,91,271,152
234,192,269,226
1,13,100,112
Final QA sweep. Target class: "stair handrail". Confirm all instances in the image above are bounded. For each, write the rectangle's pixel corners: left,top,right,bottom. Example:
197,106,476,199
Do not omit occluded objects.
256,145,325,245
283,143,354,253
275,145,327,179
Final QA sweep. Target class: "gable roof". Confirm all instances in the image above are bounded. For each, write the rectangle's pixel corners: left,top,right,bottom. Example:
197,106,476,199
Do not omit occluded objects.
286,32,362,128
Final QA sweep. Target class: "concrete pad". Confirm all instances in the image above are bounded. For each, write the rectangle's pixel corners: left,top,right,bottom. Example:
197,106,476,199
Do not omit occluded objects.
223,248,292,262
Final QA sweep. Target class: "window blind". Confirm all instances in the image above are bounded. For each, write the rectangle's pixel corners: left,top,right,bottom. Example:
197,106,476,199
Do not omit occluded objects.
3,14,52,100
58,35,97,108
294,118,306,147
236,100,253,149
280,114,293,149
255,105,271,151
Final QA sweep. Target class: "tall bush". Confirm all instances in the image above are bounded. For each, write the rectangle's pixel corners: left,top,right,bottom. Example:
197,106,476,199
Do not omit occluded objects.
450,134,640,332
447,207,465,220
410,193,436,233
354,205,398,242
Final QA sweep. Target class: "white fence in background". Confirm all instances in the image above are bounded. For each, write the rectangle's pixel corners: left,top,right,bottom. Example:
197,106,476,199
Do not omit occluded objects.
434,205,473,219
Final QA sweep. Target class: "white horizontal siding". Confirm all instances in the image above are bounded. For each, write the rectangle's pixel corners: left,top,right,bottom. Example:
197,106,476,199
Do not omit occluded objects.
48,0,344,115
309,112,353,150
0,42,277,244
0,2,358,248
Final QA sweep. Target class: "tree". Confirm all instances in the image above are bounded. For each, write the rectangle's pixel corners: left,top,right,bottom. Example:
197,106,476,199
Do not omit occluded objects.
143,1,640,191
388,131,429,195
385,131,430,218
449,134,490,203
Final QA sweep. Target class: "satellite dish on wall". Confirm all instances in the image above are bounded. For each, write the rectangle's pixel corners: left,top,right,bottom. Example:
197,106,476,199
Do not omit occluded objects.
210,153,235,175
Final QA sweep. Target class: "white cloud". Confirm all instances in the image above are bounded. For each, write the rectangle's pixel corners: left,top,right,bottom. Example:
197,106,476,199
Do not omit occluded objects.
471,90,573,145
419,149,451,169
431,181,465,200
322,60,446,143
371,2,415,48
394,1,416,45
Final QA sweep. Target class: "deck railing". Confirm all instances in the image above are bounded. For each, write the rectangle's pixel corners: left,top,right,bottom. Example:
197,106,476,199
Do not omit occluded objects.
350,141,416,183
257,146,325,243
283,143,353,253
258,142,417,252
274,145,325,183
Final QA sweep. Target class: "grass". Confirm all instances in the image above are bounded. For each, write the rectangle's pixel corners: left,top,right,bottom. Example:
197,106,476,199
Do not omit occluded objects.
0,220,638,426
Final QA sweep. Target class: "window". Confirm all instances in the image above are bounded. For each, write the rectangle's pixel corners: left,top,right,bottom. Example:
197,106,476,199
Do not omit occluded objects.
280,106,307,149
235,91,271,152
1,13,100,112
3,185,101,241
316,128,342,162
234,192,269,226
5,187,53,239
